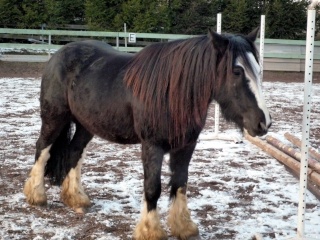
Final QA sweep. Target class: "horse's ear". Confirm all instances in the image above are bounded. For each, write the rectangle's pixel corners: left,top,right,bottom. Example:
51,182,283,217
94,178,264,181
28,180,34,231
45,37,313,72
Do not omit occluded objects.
247,27,260,42
208,28,228,53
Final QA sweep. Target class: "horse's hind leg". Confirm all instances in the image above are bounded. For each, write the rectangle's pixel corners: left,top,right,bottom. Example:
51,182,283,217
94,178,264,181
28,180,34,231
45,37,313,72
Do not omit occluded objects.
167,143,200,240
24,119,68,206
60,122,93,213
134,143,167,240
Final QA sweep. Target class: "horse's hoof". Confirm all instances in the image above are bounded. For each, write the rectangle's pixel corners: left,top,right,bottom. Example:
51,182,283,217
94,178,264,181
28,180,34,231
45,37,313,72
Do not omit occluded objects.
74,207,87,214
61,182,91,212
133,223,168,240
25,195,47,206
134,209,168,240
168,187,199,240
171,227,199,240
23,180,47,206
61,192,91,212
133,229,168,240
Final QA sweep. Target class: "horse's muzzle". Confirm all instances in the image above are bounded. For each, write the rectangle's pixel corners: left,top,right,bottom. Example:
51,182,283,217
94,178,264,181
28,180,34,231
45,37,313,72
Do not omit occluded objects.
246,119,271,137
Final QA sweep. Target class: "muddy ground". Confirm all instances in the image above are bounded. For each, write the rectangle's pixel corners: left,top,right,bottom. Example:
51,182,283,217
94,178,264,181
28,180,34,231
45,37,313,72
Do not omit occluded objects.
0,61,320,240
2,61,320,83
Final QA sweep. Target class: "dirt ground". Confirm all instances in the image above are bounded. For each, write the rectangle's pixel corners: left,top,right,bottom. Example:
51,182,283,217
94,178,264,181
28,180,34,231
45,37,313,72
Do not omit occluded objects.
2,61,320,83
1,61,320,240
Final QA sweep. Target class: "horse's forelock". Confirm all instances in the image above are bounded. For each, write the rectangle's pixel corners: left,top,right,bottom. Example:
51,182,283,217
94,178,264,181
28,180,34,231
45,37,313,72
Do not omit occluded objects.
228,35,259,78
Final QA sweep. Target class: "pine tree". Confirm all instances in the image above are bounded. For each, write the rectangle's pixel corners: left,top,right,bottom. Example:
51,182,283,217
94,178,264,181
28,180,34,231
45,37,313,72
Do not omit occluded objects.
45,0,85,28
113,0,169,33
85,0,124,31
21,0,47,29
0,0,312,39
266,0,308,39
0,0,24,28
222,0,250,34
168,0,215,34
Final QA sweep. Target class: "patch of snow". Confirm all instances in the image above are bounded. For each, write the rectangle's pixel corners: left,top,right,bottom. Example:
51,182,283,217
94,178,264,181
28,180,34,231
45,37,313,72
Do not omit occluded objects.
0,78,319,239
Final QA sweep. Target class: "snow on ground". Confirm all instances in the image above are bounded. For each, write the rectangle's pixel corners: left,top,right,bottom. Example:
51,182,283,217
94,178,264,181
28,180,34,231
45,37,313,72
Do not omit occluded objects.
0,78,320,240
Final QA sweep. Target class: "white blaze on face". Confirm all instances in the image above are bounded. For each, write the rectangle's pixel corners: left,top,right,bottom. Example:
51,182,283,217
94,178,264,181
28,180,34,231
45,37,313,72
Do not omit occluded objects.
236,52,271,127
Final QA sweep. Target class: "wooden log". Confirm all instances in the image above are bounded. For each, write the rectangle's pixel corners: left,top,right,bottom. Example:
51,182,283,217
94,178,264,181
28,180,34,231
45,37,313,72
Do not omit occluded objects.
284,132,320,161
283,163,320,201
266,135,320,173
245,134,320,188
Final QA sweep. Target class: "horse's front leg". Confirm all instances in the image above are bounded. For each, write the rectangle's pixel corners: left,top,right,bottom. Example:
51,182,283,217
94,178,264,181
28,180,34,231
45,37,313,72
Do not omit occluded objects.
168,143,200,240
134,143,167,240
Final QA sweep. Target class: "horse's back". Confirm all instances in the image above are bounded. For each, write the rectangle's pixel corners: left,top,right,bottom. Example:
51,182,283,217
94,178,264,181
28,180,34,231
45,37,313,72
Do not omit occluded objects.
44,40,131,77
41,40,129,103
41,40,132,97
40,40,139,144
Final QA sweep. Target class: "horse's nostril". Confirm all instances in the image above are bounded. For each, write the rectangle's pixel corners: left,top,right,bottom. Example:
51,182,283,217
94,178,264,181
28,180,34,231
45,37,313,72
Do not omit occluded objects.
259,122,268,131
268,114,272,128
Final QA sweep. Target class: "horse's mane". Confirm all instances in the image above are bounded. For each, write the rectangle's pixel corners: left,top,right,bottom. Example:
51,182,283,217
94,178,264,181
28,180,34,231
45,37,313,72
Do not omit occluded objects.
124,33,258,144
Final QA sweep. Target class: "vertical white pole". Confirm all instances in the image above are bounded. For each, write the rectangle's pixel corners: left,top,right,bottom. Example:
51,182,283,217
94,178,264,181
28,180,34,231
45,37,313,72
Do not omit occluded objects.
116,32,119,50
215,13,222,135
48,33,51,60
259,15,265,81
217,13,222,34
124,23,127,49
297,9,315,238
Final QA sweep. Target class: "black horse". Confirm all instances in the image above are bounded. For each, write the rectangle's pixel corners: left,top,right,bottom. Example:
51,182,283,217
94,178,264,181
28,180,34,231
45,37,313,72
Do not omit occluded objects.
24,29,271,240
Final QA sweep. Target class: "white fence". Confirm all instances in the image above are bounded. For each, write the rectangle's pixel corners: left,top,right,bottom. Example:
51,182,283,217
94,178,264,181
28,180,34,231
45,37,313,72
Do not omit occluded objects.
258,40,320,72
1,28,320,71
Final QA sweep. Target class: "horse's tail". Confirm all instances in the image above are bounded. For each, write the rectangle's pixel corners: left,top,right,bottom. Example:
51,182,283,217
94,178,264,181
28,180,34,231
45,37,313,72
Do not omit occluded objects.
45,122,73,186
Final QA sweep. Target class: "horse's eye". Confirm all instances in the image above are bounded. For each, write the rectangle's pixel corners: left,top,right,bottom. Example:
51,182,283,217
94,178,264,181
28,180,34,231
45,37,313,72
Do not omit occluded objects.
233,70,241,76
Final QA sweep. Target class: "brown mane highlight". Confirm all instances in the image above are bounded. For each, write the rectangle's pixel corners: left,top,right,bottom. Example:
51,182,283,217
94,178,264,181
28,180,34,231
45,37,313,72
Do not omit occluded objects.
124,36,222,144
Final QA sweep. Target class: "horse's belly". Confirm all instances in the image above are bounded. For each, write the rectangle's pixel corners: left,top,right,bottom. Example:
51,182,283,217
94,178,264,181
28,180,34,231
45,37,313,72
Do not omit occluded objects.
77,112,140,144
95,127,140,144
69,97,140,144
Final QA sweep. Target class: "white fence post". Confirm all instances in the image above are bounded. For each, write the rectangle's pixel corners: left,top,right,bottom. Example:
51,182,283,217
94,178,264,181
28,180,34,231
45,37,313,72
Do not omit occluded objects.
200,12,241,143
214,13,222,135
116,32,119,50
48,33,51,60
259,15,265,81
124,23,127,51
297,9,316,238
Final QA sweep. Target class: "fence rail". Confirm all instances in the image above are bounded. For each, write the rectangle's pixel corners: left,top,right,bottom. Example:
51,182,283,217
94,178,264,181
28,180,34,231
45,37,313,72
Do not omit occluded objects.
1,28,320,71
